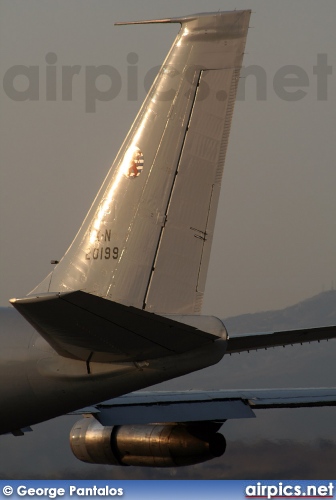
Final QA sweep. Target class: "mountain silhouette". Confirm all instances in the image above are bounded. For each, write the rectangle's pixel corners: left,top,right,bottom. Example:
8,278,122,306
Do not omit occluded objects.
224,290,336,334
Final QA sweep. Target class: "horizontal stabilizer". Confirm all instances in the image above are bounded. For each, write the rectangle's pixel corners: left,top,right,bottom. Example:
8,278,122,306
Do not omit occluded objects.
71,388,336,425
226,326,336,354
10,291,219,363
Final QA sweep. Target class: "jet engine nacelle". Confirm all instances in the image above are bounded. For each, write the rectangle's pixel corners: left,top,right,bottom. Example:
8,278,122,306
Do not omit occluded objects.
70,418,226,467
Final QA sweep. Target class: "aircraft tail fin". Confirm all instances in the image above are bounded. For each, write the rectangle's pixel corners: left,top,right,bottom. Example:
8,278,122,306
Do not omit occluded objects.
30,11,251,314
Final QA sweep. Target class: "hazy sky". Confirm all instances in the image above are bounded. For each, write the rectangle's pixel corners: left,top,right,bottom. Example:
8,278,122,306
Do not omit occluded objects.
0,1,335,479
1,0,335,317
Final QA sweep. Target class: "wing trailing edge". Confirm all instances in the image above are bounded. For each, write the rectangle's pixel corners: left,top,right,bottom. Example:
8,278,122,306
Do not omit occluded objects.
226,326,336,354
71,388,336,425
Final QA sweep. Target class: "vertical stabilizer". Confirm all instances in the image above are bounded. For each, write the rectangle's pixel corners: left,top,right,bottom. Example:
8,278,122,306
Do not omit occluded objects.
30,11,251,314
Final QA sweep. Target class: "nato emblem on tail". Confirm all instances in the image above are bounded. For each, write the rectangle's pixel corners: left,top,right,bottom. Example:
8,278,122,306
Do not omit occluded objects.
124,147,144,178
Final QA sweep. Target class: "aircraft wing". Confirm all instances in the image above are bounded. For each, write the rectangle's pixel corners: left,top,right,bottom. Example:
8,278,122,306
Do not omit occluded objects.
226,326,336,354
71,388,336,425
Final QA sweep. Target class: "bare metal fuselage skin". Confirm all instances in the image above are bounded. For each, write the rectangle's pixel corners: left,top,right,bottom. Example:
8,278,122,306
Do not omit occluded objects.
0,308,226,434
